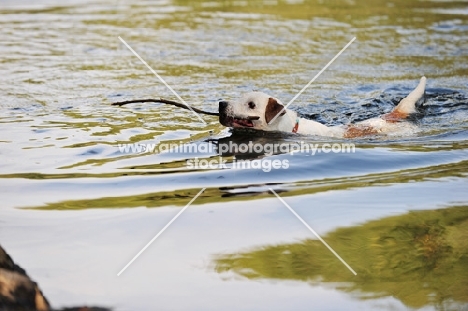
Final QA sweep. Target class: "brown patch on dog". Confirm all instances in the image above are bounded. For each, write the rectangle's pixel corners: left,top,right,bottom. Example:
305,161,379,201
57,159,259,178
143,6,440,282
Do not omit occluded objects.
344,125,378,138
265,97,286,124
381,110,409,123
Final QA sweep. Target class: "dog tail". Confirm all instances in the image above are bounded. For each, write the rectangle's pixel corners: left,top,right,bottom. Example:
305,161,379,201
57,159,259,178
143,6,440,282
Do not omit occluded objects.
393,76,426,114
383,76,426,122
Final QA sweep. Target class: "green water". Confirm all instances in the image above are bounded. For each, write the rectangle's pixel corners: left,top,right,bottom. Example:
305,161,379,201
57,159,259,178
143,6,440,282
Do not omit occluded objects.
0,0,467,310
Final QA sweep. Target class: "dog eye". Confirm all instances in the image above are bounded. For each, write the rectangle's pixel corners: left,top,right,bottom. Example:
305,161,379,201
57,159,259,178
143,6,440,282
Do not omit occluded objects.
248,101,256,109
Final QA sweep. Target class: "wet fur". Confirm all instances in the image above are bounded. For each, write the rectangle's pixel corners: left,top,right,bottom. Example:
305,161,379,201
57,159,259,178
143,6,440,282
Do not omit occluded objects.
219,77,427,138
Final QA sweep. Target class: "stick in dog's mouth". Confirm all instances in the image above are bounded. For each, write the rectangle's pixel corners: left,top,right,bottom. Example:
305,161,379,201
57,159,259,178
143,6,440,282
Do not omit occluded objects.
111,98,219,116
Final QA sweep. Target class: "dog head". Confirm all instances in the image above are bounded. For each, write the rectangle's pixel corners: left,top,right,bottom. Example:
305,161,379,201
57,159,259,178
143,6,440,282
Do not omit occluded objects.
218,92,287,130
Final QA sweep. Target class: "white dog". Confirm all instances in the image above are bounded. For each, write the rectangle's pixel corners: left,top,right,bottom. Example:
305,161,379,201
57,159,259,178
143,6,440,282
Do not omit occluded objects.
219,77,426,138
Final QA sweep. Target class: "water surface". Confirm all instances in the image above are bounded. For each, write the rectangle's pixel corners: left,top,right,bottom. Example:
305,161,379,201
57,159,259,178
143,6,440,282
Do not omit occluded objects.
1,0,467,310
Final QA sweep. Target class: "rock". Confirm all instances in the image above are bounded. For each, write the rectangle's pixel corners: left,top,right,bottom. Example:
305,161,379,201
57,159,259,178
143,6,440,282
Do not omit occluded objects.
0,245,50,311
0,245,111,311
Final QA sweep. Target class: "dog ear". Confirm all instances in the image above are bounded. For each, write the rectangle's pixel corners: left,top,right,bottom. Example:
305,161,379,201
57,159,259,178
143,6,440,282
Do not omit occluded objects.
265,97,286,124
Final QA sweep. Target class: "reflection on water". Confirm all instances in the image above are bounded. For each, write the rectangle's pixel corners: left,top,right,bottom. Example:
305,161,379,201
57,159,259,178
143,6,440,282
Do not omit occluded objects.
214,205,468,310
10,157,468,210
1,0,467,310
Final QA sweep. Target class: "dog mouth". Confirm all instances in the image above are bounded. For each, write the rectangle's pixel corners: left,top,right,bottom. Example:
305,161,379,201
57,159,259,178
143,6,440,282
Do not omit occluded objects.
221,116,259,128
233,117,254,127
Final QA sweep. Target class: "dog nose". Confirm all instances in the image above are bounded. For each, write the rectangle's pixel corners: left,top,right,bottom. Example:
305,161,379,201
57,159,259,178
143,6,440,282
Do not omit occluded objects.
219,101,228,109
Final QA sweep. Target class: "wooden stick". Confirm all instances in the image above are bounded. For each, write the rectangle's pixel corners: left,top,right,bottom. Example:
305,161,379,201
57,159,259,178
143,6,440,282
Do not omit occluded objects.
112,98,219,116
